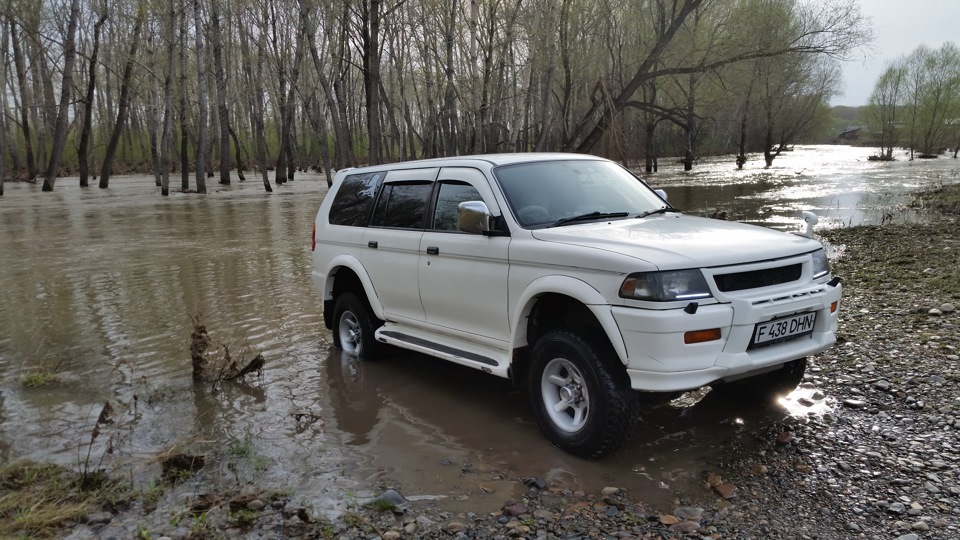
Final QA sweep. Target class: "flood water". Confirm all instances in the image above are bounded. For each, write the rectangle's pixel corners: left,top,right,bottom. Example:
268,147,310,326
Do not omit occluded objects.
1,146,957,516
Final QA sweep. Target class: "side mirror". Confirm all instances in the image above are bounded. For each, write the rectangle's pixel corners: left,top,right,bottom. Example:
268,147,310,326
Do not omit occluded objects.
458,201,491,234
655,189,668,201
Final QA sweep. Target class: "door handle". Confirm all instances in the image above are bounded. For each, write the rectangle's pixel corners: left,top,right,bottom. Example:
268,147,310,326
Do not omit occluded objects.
426,246,440,255
367,241,378,248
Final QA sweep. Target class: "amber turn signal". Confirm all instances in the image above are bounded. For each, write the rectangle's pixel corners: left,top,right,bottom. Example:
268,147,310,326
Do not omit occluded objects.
830,301,838,313
684,328,722,344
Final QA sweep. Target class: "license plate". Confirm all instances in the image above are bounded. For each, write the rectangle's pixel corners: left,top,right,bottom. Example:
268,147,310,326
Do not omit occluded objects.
750,311,816,348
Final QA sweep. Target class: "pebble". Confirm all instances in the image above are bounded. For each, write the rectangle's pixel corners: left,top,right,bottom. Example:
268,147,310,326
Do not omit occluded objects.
660,515,680,525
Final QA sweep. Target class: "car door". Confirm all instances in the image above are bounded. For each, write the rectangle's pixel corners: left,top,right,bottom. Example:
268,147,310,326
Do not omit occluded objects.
418,168,510,344
362,168,438,323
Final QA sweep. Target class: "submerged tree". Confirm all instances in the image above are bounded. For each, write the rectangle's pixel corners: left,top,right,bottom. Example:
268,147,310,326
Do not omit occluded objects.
865,61,907,160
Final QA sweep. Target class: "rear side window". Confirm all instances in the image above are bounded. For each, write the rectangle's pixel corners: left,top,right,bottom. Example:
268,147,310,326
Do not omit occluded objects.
370,182,433,229
328,172,384,226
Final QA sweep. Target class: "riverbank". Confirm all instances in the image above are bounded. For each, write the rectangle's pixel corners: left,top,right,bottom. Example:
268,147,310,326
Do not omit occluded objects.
4,190,959,539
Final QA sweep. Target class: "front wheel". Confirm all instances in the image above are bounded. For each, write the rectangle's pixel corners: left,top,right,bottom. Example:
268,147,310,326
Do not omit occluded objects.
527,330,640,458
332,292,383,360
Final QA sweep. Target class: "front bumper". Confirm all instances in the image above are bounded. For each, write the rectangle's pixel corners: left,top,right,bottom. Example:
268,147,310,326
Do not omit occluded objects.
612,281,842,392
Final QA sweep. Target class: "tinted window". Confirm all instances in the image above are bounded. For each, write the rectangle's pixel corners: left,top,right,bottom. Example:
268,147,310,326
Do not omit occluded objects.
370,182,432,229
432,182,482,231
328,172,384,226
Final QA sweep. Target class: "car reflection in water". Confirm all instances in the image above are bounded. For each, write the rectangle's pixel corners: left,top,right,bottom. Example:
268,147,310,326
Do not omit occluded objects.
321,348,832,512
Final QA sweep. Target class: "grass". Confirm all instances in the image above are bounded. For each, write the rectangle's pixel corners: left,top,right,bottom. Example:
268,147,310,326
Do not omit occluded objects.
0,462,127,538
18,368,60,387
910,181,960,215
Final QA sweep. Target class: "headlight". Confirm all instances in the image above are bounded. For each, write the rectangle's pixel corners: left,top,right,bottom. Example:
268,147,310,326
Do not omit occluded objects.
811,248,830,279
620,270,712,301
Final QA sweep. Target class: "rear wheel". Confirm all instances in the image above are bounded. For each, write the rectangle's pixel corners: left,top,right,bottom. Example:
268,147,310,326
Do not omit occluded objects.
709,358,807,402
528,329,640,458
332,292,383,360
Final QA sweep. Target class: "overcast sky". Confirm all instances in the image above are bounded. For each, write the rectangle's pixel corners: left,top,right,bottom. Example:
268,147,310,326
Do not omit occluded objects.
830,0,958,107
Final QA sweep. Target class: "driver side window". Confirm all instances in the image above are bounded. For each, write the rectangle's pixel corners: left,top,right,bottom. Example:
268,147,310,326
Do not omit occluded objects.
432,181,482,232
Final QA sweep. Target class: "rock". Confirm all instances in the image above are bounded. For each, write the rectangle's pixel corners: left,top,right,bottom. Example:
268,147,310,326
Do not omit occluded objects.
383,531,401,540
928,308,942,316
659,515,680,525
669,521,701,533
888,502,907,514
912,521,930,531
714,483,737,499
369,489,407,511
502,503,529,517
751,464,769,475
673,506,703,521
247,499,266,511
532,509,554,521
600,486,620,496
776,431,794,444
843,399,867,408
895,535,919,540
446,521,467,533
416,515,436,528
82,512,113,525
940,303,955,313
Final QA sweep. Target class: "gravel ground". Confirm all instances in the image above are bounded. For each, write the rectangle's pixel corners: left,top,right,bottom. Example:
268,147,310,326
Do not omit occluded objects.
56,218,960,539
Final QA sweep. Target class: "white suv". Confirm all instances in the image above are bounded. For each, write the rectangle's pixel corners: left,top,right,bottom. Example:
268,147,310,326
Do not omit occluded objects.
311,153,842,457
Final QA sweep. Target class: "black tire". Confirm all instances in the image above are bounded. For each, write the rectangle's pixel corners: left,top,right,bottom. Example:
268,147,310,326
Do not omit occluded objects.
709,358,807,402
527,329,640,458
332,292,383,361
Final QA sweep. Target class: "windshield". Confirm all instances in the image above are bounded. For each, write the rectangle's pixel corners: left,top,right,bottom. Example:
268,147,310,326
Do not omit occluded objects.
493,159,669,227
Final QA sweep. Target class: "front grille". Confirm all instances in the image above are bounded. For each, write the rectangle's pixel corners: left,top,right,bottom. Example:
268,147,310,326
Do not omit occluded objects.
714,263,802,292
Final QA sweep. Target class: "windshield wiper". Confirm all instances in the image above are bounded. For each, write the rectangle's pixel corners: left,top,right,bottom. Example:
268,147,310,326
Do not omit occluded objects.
636,206,678,219
553,211,630,226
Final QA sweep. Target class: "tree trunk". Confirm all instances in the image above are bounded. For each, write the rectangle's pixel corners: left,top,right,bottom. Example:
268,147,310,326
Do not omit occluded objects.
99,5,145,188
193,0,208,193
79,12,107,188
682,74,697,172
210,1,231,185
240,6,271,192
160,0,176,196
9,19,36,180
179,2,189,190
41,0,81,191
228,126,246,181
0,16,7,196
361,0,383,164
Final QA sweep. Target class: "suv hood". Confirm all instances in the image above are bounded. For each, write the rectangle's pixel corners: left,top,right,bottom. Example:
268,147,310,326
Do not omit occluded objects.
530,214,819,269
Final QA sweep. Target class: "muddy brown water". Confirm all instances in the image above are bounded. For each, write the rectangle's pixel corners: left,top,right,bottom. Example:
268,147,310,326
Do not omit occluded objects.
1,148,956,516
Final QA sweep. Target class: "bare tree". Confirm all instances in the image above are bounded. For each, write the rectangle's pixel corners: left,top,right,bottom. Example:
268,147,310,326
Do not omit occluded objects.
192,0,207,192
100,3,145,189
41,0,81,191
78,8,107,188
866,61,907,160
210,0,231,185
8,17,37,180
160,0,176,195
